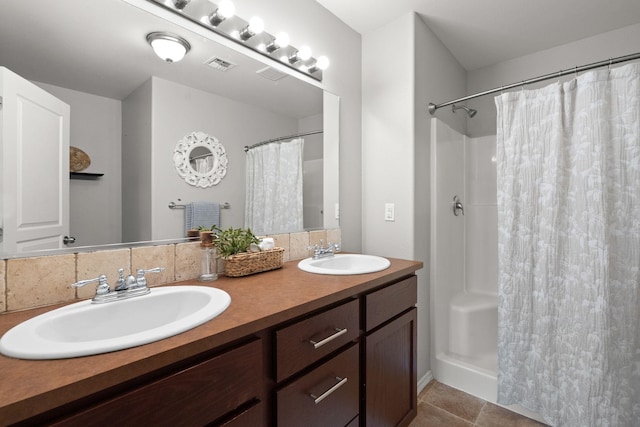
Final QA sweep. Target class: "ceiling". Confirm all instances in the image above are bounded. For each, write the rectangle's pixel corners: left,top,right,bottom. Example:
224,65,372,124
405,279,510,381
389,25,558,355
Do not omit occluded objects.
315,0,640,71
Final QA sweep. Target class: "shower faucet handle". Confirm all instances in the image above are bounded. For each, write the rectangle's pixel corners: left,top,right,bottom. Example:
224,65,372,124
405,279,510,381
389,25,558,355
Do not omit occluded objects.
453,195,464,216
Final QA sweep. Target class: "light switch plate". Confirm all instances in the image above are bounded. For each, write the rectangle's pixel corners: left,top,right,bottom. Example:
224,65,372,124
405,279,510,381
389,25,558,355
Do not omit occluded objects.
385,203,395,221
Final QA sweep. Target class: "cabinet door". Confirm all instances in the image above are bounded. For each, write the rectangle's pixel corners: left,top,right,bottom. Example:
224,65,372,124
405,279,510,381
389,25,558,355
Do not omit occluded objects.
365,308,417,427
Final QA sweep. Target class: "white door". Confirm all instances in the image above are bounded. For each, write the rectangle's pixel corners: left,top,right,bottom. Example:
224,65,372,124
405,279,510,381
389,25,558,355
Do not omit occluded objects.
0,67,70,253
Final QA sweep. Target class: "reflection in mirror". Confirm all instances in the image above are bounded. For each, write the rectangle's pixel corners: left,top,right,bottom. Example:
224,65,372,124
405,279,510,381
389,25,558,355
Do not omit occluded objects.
0,0,338,259
190,147,214,174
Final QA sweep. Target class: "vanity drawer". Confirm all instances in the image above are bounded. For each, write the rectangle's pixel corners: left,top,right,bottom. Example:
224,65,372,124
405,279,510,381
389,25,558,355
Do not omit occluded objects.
366,276,417,331
53,339,263,427
276,298,359,381
277,344,359,427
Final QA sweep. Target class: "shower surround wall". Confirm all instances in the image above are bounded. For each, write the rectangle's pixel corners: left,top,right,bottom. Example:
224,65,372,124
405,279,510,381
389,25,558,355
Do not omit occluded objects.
431,119,545,423
430,118,498,400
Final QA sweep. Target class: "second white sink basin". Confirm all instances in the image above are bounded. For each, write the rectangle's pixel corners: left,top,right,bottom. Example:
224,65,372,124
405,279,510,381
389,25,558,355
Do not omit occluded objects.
298,254,391,275
0,286,231,360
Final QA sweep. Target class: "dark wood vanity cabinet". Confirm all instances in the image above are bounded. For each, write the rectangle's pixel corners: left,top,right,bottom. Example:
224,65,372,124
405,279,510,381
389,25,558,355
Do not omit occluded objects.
50,339,264,427
13,273,418,427
274,275,417,427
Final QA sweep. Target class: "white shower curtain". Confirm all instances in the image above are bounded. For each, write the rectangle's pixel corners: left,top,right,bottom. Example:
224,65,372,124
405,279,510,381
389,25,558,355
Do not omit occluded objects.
245,138,304,234
495,64,640,426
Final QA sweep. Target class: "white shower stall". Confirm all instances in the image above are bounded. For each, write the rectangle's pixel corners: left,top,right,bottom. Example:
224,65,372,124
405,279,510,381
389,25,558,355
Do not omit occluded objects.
430,118,499,400
430,118,546,422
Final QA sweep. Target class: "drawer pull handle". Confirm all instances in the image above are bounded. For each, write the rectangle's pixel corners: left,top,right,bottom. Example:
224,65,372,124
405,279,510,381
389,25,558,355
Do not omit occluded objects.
309,328,348,349
310,377,348,404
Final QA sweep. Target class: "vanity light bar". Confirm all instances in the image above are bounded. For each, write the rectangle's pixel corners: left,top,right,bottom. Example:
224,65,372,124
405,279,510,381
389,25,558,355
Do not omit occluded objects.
148,0,328,81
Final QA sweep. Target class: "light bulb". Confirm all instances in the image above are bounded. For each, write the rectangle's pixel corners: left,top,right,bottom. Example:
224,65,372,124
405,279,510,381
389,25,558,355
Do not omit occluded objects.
298,45,312,61
230,30,240,39
257,43,266,52
248,17,264,35
308,56,330,73
207,0,234,26
151,39,187,63
217,0,235,18
316,56,330,70
274,32,290,49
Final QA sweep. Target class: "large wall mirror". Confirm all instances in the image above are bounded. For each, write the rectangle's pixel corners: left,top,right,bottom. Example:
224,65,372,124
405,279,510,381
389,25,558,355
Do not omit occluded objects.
0,0,339,258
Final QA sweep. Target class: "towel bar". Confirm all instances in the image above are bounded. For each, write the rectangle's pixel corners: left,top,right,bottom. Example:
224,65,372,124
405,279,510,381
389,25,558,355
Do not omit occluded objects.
169,201,231,210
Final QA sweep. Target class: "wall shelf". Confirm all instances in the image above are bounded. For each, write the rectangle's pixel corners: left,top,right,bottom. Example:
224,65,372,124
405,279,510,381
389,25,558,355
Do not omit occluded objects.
70,172,104,180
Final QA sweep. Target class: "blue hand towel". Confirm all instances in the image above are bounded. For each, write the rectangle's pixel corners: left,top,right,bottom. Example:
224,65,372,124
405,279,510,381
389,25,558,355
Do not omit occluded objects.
185,202,220,234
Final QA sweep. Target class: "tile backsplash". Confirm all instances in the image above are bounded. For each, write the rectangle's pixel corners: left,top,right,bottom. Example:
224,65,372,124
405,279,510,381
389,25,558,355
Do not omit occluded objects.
0,229,340,314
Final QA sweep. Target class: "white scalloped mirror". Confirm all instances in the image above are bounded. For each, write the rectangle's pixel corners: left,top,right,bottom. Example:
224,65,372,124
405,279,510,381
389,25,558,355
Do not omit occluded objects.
173,131,228,188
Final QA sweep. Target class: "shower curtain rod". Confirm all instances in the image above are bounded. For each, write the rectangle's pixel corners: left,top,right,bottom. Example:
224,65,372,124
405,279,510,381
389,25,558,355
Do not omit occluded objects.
428,51,640,115
244,130,323,152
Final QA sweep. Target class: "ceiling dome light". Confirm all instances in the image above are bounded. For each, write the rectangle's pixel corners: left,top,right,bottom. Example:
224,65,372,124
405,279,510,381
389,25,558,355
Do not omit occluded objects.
207,0,235,26
146,32,191,63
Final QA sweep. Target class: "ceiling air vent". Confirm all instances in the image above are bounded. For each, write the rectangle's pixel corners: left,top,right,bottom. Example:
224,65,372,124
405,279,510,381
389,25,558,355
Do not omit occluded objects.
205,57,236,72
256,66,288,82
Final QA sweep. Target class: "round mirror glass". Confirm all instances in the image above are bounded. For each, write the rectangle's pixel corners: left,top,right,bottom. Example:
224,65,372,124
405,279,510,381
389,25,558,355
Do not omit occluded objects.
174,131,228,188
189,146,214,174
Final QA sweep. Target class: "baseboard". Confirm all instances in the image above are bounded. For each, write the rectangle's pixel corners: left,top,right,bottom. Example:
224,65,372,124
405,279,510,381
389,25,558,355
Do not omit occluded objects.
417,370,434,393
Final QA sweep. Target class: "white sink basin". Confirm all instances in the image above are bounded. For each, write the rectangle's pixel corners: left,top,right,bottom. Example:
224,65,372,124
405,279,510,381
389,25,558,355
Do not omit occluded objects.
298,254,391,275
0,286,230,360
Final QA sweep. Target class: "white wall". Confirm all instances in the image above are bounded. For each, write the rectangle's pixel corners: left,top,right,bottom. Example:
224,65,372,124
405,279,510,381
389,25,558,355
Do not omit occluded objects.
467,23,640,138
362,12,467,382
122,79,153,242
362,14,415,259
37,82,122,247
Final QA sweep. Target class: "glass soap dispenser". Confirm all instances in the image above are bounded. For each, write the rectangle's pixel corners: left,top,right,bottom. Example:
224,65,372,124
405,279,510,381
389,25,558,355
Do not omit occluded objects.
199,231,218,282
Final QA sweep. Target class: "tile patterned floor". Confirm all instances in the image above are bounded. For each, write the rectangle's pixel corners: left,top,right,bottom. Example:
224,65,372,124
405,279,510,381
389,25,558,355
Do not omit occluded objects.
409,381,549,427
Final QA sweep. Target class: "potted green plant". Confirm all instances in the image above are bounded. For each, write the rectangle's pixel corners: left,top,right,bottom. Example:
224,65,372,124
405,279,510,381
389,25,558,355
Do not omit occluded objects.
215,227,260,258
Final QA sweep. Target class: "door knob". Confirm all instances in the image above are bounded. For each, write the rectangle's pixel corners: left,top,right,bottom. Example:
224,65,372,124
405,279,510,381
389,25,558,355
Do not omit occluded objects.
63,236,76,245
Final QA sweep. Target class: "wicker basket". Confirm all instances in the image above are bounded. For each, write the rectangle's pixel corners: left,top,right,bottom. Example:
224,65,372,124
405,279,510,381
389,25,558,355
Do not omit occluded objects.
223,247,285,277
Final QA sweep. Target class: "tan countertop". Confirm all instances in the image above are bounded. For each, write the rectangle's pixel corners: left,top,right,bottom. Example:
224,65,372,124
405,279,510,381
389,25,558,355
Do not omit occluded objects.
0,257,422,425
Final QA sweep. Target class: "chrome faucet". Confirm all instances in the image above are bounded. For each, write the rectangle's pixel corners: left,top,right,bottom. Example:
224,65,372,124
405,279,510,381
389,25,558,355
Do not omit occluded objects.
308,240,341,259
72,267,164,304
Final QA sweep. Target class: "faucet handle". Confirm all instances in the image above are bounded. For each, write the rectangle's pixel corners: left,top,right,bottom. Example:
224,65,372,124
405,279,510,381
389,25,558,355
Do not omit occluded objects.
114,268,127,291
71,274,110,296
135,267,165,288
